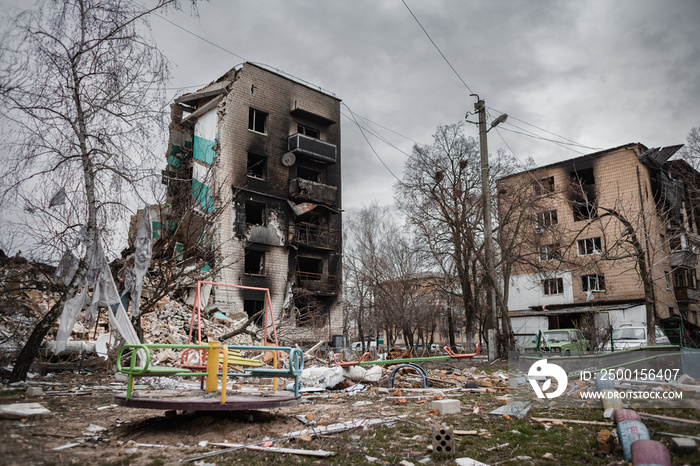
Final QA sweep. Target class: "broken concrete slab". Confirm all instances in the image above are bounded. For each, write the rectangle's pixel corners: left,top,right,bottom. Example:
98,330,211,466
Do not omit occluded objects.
0,402,51,419
489,401,531,420
455,458,490,466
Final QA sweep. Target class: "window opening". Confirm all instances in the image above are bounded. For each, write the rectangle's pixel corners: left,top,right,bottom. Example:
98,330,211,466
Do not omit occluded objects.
245,200,265,225
543,278,564,295
538,243,560,261
298,256,323,278
244,249,265,275
248,108,268,134
673,268,697,289
244,299,265,325
297,166,321,182
581,274,605,292
570,166,597,221
533,176,555,195
298,124,320,139
247,153,267,179
535,210,558,231
577,237,602,255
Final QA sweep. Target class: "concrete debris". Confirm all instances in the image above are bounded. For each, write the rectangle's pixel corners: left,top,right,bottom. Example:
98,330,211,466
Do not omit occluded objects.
671,437,697,455
0,402,52,419
431,399,460,415
488,401,531,420
455,458,490,466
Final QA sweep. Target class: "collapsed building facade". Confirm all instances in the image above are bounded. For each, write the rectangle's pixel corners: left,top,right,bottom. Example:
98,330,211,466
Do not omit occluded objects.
498,143,700,348
160,63,343,345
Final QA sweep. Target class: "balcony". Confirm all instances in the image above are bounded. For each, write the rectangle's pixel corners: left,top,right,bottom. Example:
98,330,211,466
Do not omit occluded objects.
292,222,340,250
674,287,699,303
296,271,338,294
290,178,338,205
288,133,337,164
671,250,697,268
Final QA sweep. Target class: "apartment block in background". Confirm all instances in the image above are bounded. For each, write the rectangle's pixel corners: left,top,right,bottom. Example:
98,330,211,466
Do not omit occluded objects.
497,143,700,348
161,62,343,345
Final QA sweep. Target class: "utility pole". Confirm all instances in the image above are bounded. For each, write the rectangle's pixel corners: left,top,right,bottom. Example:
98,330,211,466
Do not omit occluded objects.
474,97,499,362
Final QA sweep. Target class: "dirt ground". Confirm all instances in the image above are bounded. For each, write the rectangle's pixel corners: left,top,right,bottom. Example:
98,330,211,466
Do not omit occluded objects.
1,361,698,466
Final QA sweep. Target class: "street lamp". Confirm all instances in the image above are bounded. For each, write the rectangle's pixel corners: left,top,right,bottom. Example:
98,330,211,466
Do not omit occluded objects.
467,95,507,361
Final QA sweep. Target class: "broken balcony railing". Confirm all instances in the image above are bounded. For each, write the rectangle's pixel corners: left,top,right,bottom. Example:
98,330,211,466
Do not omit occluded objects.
295,271,338,293
292,222,339,249
289,177,338,205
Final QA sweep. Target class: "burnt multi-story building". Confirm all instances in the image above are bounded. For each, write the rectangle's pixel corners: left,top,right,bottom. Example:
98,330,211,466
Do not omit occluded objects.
497,143,700,348
161,63,343,344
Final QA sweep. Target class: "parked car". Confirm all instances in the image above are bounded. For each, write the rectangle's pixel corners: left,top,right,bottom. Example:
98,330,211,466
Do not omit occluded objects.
523,328,591,356
351,341,377,349
602,324,671,351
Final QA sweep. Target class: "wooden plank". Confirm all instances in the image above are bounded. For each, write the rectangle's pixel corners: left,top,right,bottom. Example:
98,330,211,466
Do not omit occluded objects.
530,417,612,426
639,413,700,426
210,443,335,457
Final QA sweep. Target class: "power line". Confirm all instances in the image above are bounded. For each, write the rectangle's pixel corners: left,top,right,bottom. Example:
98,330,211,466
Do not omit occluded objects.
488,106,602,151
341,112,414,158
342,103,403,183
154,13,247,61
401,0,474,95
353,113,422,145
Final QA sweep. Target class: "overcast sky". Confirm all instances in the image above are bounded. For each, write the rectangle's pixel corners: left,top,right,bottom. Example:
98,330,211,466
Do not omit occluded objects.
2,0,699,217
149,0,700,213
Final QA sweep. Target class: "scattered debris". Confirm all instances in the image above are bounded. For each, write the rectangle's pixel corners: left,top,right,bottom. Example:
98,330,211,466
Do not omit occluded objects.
596,429,614,454
671,437,698,455
0,402,52,419
430,399,460,415
531,417,612,426
638,412,700,426
209,442,335,457
431,423,454,456
489,401,531,420
455,457,490,466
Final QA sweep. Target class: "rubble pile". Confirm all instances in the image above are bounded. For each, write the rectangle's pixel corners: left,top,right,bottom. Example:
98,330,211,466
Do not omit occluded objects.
138,296,254,347
0,254,60,366
0,252,258,371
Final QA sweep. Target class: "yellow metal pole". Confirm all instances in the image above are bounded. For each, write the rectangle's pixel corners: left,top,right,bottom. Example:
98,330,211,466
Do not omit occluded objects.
273,350,278,391
220,345,228,403
206,341,220,393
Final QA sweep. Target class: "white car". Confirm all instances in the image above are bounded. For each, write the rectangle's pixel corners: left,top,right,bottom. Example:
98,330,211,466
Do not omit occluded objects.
603,324,671,351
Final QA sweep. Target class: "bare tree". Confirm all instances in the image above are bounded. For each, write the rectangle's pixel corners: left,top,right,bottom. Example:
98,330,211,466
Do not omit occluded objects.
0,0,186,382
396,123,523,350
343,204,393,348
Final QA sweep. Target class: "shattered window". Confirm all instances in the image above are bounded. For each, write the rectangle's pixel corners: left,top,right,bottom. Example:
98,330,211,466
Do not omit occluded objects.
247,153,267,180
535,210,558,231
297,166,321,182
533,176,554,195
298,124,320,139
245,200,265,225
542,278,564,295
538,243,560,261
581,274,605,292
244,249,265,275
248,108,268,134
577,237,601,256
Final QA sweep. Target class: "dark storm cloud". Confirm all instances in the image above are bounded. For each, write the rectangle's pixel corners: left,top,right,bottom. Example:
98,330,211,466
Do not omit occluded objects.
150,0,700,209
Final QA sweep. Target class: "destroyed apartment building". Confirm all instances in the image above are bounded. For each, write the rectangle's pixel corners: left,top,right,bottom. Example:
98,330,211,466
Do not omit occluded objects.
498,142,700,348
158,62,343,345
